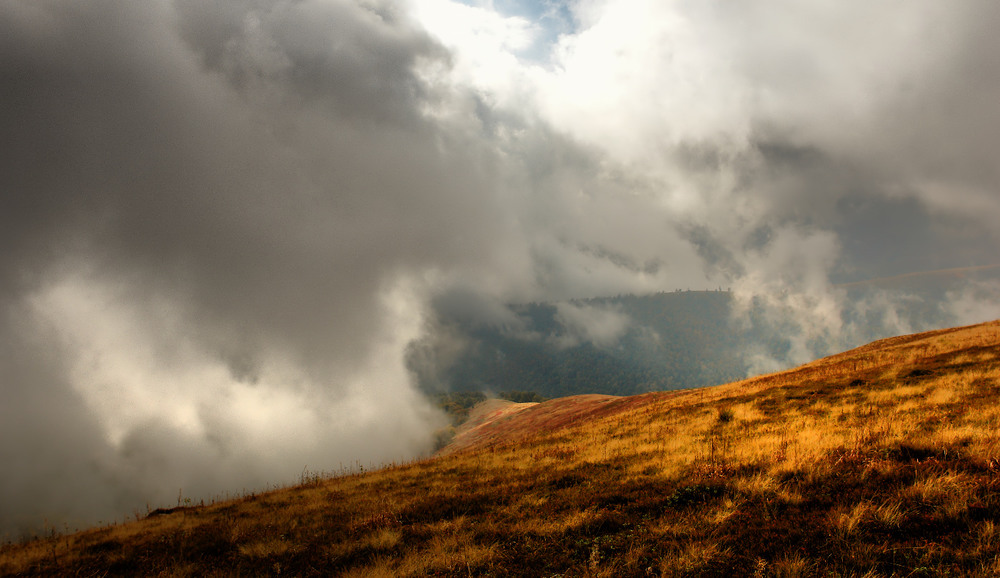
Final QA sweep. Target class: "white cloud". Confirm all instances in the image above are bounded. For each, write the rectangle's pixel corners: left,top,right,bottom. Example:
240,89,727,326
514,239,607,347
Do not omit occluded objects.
533,0,751,164
21,267,443,519
411,0,541,105
553,301,631,348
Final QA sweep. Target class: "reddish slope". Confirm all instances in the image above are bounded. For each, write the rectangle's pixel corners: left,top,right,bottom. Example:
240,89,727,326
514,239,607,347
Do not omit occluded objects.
440,392,674,455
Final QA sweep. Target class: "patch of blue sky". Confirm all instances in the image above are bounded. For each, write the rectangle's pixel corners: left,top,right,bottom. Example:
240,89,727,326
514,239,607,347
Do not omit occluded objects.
455,0,577,64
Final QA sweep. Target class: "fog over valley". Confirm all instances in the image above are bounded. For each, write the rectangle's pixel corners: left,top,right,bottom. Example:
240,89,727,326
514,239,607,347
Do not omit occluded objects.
2,0,1000,536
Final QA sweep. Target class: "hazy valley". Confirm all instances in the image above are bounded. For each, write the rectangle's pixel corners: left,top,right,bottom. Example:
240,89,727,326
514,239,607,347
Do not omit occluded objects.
411,268,998,400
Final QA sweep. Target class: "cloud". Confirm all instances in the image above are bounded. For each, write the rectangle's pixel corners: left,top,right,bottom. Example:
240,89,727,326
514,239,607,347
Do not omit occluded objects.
0,0,483,535
946,280,1000,327
552,301,632,349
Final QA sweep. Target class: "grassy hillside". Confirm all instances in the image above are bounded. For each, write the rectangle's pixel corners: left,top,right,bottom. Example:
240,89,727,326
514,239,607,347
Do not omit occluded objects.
4,320,1000,576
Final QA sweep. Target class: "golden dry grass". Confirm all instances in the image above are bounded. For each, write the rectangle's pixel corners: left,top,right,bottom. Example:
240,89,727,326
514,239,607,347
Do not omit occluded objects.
3,320,1000,576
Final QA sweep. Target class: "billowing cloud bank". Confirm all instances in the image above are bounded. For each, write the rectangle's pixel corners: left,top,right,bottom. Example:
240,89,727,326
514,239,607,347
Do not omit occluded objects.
2,0,1000,535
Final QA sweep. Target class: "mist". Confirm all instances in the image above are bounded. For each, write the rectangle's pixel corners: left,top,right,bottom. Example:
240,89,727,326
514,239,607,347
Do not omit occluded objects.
3,0,1000,536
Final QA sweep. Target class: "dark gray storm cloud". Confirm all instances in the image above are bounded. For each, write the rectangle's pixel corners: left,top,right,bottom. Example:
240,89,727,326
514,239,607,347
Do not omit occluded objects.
0,0,508,535
2,0,1000,535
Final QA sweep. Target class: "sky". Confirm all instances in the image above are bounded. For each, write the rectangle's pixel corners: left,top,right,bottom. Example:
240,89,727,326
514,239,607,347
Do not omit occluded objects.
2,0,1000,535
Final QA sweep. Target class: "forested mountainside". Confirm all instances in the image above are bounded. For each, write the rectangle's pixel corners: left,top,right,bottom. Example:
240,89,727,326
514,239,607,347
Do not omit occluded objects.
407,284,960,398
408,291,741,398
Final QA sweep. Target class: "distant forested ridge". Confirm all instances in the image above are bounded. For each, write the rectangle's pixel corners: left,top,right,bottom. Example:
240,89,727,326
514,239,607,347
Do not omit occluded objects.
407,280,965,399
408,291,749,398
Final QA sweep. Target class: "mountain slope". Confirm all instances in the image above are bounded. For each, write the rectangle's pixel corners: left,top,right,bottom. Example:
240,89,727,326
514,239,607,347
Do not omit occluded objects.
440,394,622,455
4,320,1000,576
